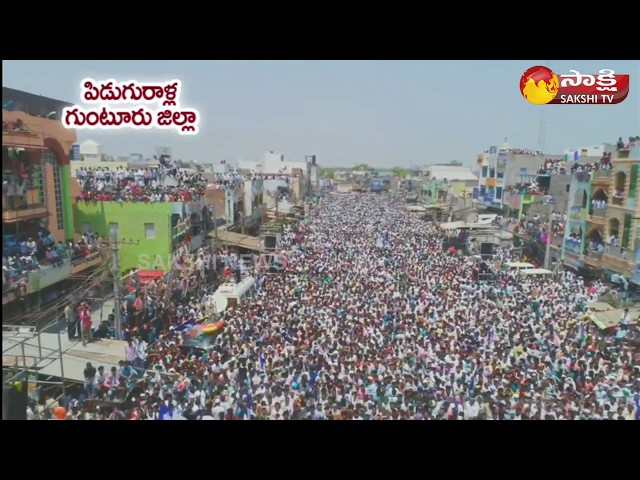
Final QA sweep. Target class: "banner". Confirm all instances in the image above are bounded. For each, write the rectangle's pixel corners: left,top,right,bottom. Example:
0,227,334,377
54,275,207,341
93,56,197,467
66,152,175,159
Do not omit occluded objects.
71,144,81,161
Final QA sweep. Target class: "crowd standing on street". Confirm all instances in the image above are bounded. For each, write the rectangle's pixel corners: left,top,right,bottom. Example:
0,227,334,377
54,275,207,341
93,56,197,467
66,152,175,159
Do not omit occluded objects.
30,193,639,420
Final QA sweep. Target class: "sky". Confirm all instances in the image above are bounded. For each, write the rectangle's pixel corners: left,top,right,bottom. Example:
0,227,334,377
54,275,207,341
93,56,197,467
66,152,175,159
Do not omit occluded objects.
3,60,639,168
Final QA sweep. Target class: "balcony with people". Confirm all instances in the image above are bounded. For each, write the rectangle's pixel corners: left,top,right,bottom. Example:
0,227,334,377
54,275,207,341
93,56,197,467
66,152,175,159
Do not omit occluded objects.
2,228,105,298
563,227,583,256
584,228,605,262
589,189,608,219
507,182,548,204
2,117,46,150
2,147,48,222
611,171,627,207
604,218,627,261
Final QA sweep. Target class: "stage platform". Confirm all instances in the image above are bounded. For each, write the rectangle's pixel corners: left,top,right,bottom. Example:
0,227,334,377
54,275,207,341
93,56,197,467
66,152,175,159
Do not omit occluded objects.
2,328,126,383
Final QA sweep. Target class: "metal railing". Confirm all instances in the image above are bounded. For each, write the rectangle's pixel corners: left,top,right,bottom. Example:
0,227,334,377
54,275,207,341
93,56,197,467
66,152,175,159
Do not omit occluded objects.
591,208,607,218
585,249,603,260
563,240,582,255
593,169,612,179
2,319,66,395
612,196,625,206
604,244,628,260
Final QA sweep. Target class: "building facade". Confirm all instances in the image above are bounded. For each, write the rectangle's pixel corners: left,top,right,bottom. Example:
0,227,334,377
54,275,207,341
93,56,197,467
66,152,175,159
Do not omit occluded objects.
562,147,639,280
3,88,105,309
475,144,562,209
75,199,206,274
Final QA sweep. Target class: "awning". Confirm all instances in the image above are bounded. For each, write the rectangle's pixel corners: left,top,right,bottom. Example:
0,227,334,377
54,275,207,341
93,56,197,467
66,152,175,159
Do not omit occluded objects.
208,229,263,252
439,221,466,230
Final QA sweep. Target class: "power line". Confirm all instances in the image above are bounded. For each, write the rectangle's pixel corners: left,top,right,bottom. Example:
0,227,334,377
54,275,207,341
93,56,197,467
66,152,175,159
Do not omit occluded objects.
109,232,139,340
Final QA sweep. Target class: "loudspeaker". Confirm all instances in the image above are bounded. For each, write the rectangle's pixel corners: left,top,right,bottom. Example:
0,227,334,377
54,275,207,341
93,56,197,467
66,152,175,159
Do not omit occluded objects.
264,236,277,249
480,243,494,255
3,381,28,420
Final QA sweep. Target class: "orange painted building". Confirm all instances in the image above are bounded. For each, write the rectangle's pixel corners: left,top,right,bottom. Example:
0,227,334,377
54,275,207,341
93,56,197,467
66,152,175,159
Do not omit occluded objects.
3,87,99,309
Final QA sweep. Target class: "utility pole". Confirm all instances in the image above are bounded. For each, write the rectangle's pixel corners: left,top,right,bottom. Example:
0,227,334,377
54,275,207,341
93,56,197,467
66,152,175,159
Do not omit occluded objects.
109,232,139,341
210,204,218,248
544,201,554,270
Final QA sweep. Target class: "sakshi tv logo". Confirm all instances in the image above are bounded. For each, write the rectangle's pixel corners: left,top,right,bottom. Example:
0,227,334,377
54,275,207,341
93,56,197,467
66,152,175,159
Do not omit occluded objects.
519,65,630,105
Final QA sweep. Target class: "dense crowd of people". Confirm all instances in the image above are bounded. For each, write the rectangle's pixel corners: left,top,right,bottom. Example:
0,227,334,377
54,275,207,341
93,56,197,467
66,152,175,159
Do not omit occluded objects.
511,210,565,253
537,154,613,176
3,230,103,293
30,192,639,420
76,166,207,203
508,181,549,196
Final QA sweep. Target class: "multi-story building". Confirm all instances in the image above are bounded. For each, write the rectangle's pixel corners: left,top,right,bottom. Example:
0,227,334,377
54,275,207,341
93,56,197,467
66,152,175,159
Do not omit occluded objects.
475,143,562,210
2,87,104,310
75,196,207,274
204,178,264,234
562,146,639,280
423,165,478,205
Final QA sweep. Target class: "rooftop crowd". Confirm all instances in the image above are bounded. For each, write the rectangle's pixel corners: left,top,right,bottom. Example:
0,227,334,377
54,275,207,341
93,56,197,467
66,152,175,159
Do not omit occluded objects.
76,164,207,203
75,163,295,202
537,153,613,176
617,136,638,150
30,193,639,420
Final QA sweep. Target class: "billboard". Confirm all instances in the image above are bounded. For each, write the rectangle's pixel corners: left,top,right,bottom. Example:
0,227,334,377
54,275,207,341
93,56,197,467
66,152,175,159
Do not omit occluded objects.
71,144,81,161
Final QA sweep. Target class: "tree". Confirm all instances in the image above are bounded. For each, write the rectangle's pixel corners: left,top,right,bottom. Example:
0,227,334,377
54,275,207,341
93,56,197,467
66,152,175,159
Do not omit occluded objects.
391,166,410,178
353,164,371,171
323,169,336,179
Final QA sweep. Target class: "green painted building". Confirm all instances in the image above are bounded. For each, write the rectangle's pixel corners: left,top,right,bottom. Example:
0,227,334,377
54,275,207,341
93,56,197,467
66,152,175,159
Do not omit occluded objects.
421,178,445,204
75,201,177,274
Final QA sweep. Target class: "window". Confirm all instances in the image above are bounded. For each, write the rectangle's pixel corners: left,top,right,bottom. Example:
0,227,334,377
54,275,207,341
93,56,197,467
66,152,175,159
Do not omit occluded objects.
496,187,503,200
32,164,45,204
519,167,528,176
480,186,486,196
489,168,496,178
497,171,504,179
109,222,119,237
481,166,488,177
145,223,156,239
44,149,64,231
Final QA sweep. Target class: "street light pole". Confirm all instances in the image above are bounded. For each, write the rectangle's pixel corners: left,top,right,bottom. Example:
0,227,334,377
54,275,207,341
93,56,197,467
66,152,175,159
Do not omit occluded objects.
544,200,554,270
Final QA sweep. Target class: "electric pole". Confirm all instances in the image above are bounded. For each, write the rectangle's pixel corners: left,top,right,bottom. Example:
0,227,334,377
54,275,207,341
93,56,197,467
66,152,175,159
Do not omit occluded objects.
108,232,139,341
544,200,555,270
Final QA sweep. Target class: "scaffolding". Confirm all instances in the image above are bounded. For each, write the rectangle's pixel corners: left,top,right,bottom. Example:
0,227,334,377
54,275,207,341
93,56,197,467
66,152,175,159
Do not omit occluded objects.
2,319,66,418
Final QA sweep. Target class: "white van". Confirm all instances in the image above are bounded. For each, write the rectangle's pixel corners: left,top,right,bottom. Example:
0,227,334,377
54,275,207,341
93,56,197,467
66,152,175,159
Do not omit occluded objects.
213,276,256,309
505,261,535,272
519,268,553,277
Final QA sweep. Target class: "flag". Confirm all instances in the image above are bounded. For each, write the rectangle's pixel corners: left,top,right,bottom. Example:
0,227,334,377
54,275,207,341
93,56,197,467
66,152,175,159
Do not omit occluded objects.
246,387,254,420
470,373,477,391
159,402,173,420
259,352,266,371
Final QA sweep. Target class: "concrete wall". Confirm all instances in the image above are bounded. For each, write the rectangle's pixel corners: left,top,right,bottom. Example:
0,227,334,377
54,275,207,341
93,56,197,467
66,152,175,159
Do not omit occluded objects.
74,201,173,274
548,175,572,213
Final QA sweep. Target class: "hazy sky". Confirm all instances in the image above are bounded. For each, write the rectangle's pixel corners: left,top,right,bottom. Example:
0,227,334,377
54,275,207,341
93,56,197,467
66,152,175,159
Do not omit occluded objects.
3,60,639,168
